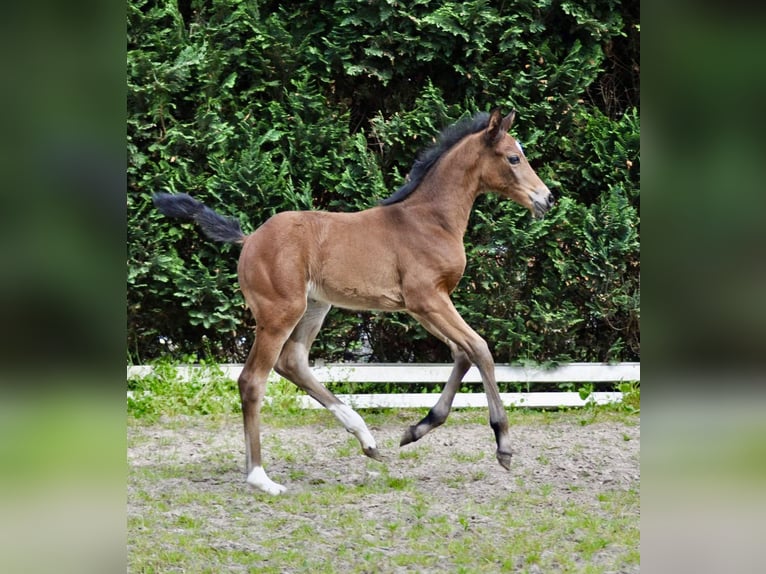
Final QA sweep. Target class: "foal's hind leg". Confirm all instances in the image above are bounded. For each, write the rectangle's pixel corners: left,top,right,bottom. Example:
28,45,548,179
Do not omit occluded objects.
275,300,381,461
238,303,305,495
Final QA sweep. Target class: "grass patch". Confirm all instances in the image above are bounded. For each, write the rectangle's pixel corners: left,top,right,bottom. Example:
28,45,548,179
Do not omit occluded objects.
127,360,240,419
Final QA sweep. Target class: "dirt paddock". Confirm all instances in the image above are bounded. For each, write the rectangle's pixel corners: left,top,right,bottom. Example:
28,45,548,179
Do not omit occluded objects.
128,411,640,572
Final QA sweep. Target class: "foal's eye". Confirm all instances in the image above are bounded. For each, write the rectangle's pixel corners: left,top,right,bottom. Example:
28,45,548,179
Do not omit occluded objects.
508,155,521,165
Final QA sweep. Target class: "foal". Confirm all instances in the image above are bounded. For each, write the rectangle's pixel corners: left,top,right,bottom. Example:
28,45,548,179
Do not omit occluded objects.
154,108,553,494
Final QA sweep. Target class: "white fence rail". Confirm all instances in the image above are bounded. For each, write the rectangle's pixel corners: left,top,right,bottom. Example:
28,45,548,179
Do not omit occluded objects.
128,362,639,409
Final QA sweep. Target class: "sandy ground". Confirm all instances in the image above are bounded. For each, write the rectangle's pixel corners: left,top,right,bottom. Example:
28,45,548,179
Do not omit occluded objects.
128,411,640,572
129,412,639,495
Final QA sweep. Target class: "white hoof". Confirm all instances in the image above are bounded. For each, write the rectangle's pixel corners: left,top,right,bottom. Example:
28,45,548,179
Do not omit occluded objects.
328,404,377,452
247,466,287,495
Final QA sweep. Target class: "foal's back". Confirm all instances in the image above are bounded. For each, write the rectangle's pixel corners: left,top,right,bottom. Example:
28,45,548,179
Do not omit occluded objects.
239,206,413,312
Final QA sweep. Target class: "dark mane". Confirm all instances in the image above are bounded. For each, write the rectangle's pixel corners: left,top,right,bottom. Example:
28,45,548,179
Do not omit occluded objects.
380,111,490,206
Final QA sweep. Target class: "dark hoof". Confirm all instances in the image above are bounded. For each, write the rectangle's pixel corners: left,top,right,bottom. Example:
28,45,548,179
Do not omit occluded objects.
496,450,513,471
399,426,418,447
364,446,384,462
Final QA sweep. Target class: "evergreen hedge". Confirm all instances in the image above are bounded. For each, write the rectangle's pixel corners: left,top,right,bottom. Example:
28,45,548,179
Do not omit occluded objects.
128,0,639,365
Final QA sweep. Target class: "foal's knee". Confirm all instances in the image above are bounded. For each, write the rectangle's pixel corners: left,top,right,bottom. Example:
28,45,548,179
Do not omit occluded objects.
452,348,471,369
465,336,493,368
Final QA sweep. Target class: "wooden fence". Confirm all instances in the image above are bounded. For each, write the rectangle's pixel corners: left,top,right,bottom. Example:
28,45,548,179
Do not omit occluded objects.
127,362,639,409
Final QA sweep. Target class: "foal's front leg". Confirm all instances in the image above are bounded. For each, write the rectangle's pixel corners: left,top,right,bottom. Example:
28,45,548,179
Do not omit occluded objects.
406,299,514,470
400,347,471,446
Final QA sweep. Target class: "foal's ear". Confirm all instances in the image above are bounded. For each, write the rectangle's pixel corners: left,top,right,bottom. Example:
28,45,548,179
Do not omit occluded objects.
501,110,516,133
485,108,515,145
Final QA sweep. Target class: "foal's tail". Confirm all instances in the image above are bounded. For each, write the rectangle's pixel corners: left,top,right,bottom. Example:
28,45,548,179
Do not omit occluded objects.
153,193,245,244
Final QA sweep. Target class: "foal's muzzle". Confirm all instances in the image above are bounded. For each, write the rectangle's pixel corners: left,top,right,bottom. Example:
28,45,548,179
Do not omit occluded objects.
532,190,555,219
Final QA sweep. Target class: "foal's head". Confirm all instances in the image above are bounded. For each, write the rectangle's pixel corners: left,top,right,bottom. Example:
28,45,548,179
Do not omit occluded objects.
478,109,554,218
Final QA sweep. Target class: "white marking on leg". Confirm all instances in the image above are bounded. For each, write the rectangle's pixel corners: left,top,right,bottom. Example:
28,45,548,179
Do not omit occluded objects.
246,466,287,495
328,403,377,450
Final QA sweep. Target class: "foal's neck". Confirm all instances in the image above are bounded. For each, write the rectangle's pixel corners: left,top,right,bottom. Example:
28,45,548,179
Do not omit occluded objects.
409,143,482,238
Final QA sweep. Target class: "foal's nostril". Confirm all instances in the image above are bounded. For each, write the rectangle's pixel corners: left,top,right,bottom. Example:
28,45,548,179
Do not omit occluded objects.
547,194,555,206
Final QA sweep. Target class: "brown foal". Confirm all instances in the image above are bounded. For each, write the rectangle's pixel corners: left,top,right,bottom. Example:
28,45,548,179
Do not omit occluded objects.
153,108,553,494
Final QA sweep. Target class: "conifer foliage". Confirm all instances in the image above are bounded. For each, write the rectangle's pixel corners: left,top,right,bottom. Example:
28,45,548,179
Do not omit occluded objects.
128,0,639,364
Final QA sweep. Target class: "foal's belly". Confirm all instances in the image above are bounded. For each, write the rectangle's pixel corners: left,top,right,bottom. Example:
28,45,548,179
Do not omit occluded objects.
308,279,405,312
